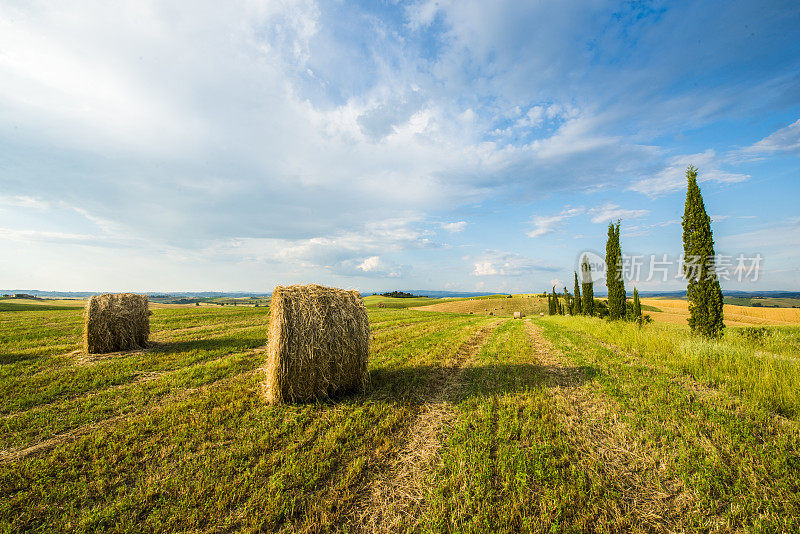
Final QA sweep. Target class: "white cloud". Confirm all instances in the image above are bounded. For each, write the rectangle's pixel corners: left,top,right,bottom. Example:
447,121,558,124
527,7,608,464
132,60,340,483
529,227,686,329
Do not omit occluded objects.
0,195,50,210
549,278,565,290
472,261,499,276
588,203,649,224
527,207,584,238
358,256,381,272
471,251,557,277
621,219,680,238
628,150,749,198
739,118,800,157
441,221,467,233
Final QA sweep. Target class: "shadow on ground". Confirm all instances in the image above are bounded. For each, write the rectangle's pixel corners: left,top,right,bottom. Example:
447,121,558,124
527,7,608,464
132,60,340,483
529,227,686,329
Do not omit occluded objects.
148,337,266,355
365,362,598,404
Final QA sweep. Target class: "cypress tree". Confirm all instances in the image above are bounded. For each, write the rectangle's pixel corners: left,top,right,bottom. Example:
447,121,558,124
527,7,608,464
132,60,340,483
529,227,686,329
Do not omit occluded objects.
682,166,724,337
606,221,626,319
563,287,570,315
632,287,642,323
573,272,582,315
552,286,563,315
581,254,594,316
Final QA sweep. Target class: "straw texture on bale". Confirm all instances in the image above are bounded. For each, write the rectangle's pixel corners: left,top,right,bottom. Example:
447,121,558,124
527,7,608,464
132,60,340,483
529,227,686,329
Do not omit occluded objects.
263,284,370,404
84,293,150,354
514,311,525,319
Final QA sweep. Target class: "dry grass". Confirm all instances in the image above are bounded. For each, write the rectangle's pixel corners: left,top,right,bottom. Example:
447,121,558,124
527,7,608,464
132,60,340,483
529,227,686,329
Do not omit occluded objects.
262,284,370,404
84,294,150,354
643,298,800,326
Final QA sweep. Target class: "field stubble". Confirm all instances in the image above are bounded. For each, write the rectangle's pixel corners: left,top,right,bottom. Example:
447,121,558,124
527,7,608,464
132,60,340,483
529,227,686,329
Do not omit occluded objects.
2,301,800,532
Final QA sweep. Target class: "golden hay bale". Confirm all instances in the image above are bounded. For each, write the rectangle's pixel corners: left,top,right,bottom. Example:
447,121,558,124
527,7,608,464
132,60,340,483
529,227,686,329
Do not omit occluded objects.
84,293,150,354
376,302,386,308
514,311,525,319
263,284,369,404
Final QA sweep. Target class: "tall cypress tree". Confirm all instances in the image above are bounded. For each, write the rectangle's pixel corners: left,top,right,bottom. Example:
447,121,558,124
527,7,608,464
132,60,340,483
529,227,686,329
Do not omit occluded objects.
573,272,582,315
606,221,626,319
581,254,594,316
563,287,570,315
632,287,642,323
682,166,724,337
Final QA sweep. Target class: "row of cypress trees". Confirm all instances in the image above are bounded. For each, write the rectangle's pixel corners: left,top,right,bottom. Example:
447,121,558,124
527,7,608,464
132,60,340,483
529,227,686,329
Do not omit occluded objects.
601,165,723,336
548,261,596,317
551,166,723,337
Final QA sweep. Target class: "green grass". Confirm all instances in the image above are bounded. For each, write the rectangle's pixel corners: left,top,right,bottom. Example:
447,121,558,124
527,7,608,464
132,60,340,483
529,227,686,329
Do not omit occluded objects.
725,296,800,308
3,305,800,532
544,316,800,416
536,316,800,531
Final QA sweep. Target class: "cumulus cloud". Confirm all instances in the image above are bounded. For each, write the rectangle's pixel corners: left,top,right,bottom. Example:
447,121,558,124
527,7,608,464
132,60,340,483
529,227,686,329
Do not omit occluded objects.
471,251,557,277
269,219,431,276
441,221,467,233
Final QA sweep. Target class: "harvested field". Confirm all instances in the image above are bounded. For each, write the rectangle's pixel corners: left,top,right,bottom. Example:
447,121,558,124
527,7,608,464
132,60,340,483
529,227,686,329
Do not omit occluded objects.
412,295,548,317
3,303,800,532
643,298,800,326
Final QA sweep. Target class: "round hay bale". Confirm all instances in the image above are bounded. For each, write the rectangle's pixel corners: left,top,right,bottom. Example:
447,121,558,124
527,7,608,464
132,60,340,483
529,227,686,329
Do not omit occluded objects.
84,293,150,354
376,302,386,308
263,284,369,404
513,311,525,319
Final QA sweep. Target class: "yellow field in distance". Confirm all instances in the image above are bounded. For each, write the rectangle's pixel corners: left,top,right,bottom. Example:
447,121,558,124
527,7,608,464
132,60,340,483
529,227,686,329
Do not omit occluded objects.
412,295,548,317
642,298,800,326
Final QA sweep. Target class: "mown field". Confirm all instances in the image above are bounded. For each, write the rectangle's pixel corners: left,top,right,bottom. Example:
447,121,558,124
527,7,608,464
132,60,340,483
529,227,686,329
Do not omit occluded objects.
3,300,800,532
411,295,548,317
642,298,800,326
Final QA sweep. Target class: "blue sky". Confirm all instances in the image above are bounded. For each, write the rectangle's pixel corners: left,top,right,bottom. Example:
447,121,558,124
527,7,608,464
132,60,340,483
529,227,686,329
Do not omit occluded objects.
1,0,799,293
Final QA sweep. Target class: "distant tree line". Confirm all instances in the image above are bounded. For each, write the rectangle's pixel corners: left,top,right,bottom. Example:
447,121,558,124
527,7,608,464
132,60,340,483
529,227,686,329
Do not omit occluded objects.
380,291,424,299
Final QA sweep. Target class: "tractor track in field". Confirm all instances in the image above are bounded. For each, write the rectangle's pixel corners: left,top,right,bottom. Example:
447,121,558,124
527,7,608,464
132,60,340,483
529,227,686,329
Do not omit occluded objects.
525,322,692,532
341,319,503,534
